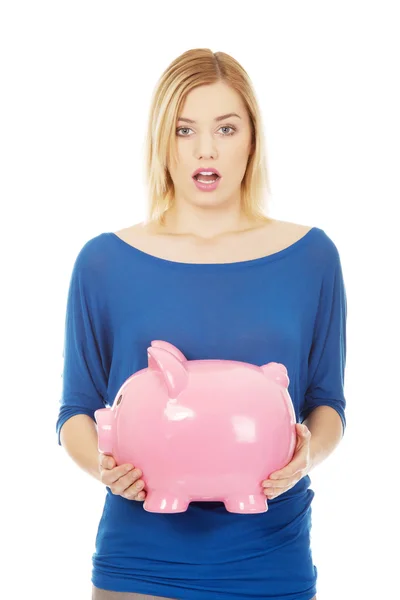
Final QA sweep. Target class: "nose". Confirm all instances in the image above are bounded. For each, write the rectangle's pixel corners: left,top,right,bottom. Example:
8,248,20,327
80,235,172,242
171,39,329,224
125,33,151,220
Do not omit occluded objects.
194,135,218,160
195,149,217,160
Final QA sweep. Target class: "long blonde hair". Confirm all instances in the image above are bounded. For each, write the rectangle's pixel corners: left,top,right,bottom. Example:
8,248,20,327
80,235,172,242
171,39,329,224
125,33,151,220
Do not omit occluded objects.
143,48,272,225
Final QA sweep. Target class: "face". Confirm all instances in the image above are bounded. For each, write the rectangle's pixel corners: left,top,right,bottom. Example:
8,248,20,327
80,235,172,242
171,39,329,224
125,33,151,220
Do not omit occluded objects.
167,81,254,210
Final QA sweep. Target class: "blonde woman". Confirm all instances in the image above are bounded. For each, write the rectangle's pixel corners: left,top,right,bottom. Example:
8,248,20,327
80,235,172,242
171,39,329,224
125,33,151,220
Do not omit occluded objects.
57,48,346,600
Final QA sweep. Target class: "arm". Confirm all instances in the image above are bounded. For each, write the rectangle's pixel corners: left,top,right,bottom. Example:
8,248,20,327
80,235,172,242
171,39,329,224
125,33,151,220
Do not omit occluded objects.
304,405,343,473
56,242,110,478
60,414,102,483
263,242,348,496
300,239,347,469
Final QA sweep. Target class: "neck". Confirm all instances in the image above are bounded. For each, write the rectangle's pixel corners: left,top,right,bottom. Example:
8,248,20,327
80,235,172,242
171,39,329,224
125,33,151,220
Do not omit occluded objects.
154,200,269,240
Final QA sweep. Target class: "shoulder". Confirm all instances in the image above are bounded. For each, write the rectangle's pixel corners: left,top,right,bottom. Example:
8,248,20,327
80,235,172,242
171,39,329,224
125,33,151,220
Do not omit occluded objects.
311,225,341,264
278,219,342,272
277,219,338,251
70,232,113,278
306,224,343,276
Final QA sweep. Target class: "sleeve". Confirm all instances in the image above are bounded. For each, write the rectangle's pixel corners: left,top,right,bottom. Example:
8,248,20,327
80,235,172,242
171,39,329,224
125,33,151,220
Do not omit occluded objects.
300,243,347,436
56,247,109,446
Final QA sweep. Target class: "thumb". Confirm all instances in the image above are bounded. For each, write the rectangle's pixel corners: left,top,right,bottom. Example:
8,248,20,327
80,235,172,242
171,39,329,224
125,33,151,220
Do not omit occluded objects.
100,453,115,469
297,423,310,436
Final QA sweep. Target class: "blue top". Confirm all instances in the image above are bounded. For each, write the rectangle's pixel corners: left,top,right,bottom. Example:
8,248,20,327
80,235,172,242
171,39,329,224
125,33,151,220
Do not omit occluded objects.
56,226,347,600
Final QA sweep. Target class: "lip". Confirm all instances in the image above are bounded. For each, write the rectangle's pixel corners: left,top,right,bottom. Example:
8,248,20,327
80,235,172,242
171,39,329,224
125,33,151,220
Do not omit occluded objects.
193,176,221,192
192,167,222,178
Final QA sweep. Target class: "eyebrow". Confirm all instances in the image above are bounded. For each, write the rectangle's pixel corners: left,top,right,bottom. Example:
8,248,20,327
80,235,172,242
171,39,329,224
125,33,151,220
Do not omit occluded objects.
177,113,242,124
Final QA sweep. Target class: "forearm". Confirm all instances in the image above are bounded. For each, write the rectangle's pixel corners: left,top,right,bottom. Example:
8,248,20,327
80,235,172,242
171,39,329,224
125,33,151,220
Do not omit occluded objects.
59,414,102,483
303,405,344,473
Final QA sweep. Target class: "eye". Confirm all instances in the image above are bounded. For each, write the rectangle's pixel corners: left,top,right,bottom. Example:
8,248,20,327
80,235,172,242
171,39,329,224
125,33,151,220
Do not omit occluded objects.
176,127,191,136
220,126,236,136
176,125,236,137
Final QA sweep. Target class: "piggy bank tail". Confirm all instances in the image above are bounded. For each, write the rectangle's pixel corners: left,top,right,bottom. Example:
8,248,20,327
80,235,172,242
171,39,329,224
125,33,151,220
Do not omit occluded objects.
94,408,114,455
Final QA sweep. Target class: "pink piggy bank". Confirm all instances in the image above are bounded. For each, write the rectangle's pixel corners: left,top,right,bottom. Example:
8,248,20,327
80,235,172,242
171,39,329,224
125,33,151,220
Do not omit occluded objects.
95,340,296,514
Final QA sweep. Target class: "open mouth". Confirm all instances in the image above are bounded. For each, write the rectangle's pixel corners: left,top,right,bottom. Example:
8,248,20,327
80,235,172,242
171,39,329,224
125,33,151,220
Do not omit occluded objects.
193,173,221,183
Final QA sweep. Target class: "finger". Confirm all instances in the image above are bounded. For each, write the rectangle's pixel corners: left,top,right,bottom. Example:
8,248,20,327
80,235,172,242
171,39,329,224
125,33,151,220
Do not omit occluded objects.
268,468,300,481
265,490,280,499
264,483,291,497
120,470,143,490
264,474,302,495
269,457,307,480
262,477,292,490
112,470,143,493
263,484,281,498
264,489,276,498
99,454,116,469
104,464,137,485
110,473,141,496
131,490,146,502
122,479,146,499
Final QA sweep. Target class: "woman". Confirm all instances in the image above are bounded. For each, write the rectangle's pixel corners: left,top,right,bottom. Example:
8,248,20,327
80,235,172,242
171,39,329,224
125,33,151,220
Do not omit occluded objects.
57,48,346,600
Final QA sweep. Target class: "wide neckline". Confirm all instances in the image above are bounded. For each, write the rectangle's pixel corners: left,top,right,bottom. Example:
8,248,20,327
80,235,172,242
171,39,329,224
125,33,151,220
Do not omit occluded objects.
105,227,318,270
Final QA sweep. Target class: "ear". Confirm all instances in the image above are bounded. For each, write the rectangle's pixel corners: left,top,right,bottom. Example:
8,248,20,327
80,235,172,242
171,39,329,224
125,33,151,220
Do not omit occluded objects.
150,340,187,362
147,346,189,398
260,362,290,388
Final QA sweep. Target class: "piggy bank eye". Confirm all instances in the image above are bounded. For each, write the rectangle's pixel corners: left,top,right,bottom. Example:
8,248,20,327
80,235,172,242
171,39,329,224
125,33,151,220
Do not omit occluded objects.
116,394,123,406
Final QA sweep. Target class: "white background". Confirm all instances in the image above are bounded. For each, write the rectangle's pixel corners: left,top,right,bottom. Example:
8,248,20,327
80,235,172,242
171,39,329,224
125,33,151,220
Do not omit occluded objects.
1,1,399,599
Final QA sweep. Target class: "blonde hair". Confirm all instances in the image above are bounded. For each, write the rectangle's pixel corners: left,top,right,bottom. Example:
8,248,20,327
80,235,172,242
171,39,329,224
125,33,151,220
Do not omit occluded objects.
143,48,272,225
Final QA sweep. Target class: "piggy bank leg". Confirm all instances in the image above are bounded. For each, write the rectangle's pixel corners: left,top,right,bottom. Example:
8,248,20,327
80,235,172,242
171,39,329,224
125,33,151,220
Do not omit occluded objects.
224,493,268,514
143,491,190,513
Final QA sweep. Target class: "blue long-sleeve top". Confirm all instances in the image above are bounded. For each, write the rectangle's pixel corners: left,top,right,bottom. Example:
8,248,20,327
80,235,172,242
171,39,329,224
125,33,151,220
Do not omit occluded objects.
56,226,347,600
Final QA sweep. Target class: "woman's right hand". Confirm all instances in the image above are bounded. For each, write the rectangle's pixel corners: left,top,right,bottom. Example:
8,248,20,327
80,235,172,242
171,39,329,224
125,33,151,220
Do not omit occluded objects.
99,453,146,501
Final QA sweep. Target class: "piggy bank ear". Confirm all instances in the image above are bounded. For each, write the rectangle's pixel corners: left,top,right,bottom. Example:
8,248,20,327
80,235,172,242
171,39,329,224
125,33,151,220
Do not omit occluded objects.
150,340,187,362
260,362,290,388
147,346,189,398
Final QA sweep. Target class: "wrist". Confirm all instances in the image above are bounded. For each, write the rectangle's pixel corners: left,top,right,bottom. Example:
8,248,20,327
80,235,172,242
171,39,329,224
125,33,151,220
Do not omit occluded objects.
307,435,323,474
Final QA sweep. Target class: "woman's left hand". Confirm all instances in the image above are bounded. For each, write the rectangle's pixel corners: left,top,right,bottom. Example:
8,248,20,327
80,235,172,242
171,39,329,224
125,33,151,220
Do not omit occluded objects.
261,423,312,500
